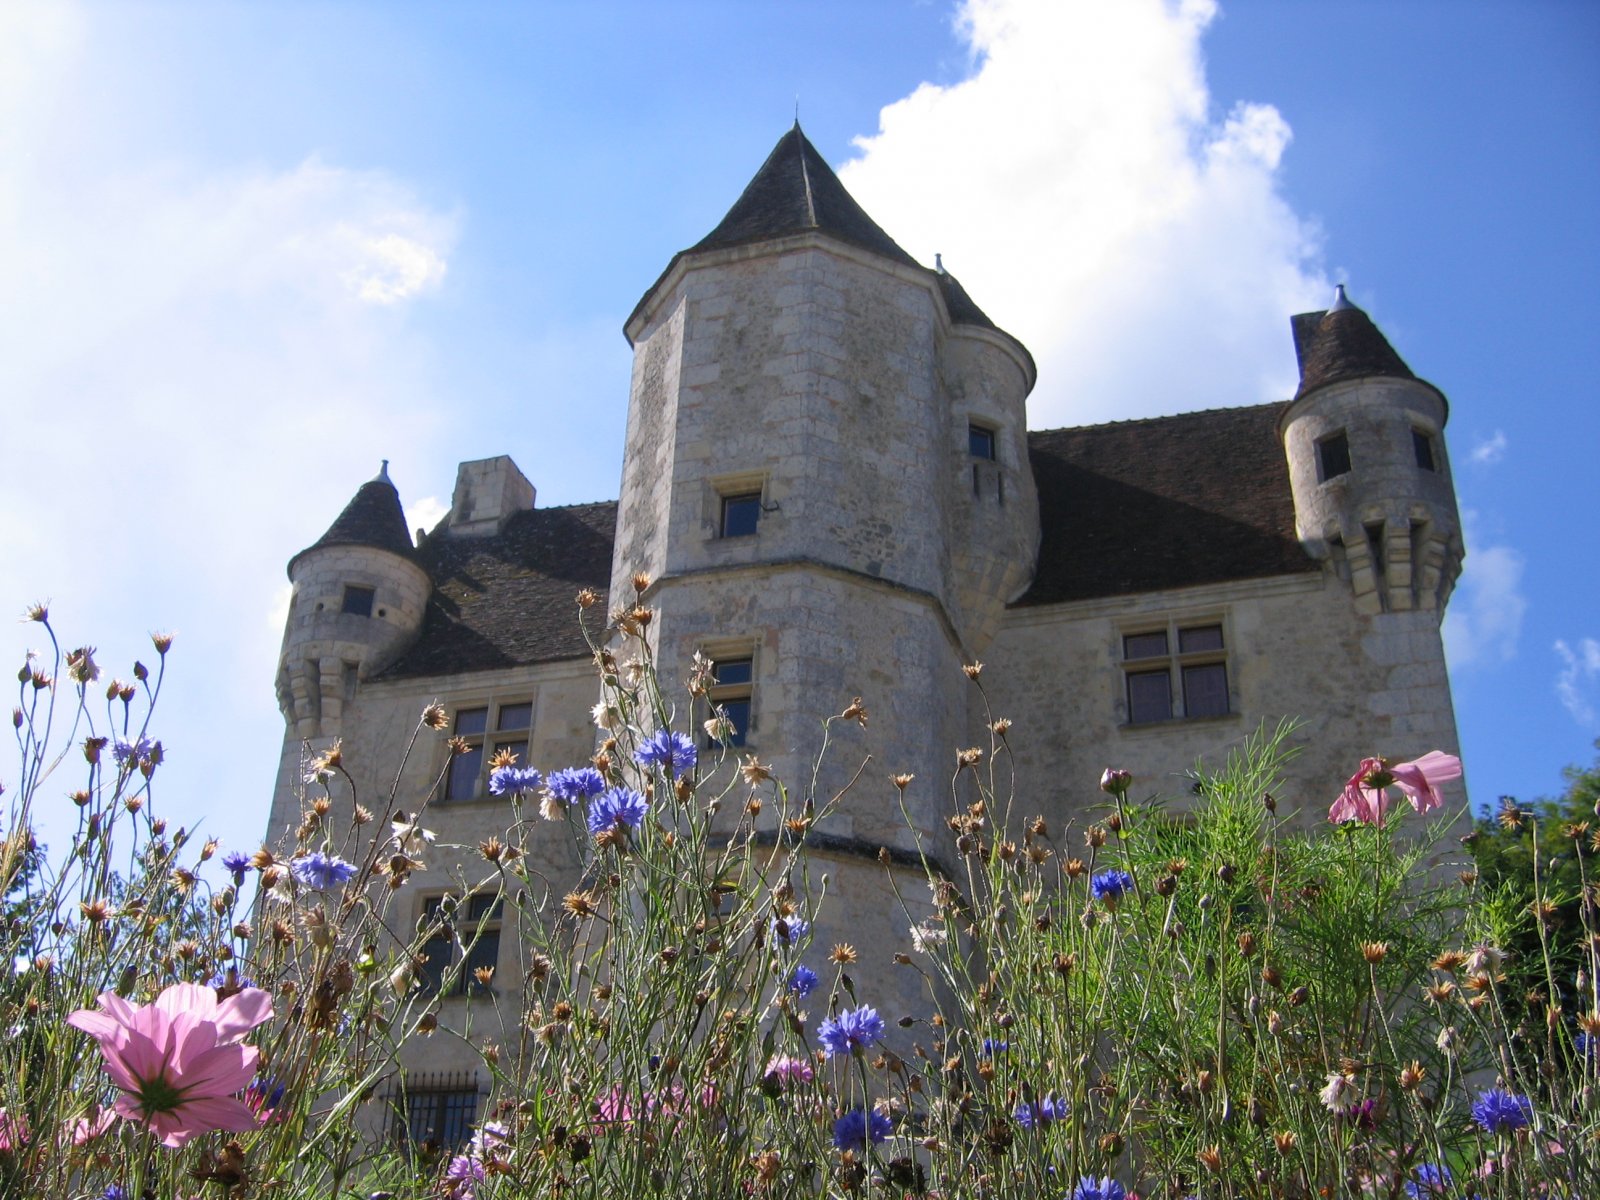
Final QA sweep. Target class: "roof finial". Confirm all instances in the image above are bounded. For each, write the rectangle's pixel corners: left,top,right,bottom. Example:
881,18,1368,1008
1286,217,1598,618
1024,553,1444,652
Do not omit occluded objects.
1330,283,1353,311
376,459,392,484
794,97,800,128
935,253,945,275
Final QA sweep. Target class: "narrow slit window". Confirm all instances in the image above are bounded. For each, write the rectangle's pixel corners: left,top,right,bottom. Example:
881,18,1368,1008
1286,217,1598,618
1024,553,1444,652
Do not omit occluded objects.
1412,429,1436,471
969,424,996,461
708,656,754,746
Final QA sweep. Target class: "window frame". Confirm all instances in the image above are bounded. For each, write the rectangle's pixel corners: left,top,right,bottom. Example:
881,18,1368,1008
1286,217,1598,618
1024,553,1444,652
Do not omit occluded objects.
719,492,762,538
1121,619,1231,725
1411,427,1437,472
419,892,504,998
341,585,376,617
968,423,997,462
391,1072,482,1149
707,655,754,747
1316,430,1351,481
440,697,534,802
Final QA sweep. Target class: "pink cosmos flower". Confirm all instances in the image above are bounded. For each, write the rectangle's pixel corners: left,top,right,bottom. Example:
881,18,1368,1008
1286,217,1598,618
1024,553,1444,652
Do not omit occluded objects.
64,1104,116,1145
1330,751,1462,826
67,981,274,1148
0,1107,29,1151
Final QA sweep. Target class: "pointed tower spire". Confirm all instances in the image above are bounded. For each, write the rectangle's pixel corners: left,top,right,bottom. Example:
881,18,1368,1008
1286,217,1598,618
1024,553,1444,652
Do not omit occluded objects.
288,467,415,577
1289,285,1416,399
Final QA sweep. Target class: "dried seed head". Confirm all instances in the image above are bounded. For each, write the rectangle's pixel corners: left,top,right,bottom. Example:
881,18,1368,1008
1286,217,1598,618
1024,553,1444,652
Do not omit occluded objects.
962,662,983,680
422,702,448,730
1362,941,1389,964
831,943,858,964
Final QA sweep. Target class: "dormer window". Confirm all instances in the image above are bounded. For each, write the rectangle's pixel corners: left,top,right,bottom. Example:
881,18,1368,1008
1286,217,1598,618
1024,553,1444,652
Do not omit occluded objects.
1316,431,1351,481
341,585,375,617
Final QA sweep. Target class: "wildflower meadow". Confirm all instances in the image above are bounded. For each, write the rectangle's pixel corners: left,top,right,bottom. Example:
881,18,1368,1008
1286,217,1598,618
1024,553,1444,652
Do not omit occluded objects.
3,592,1597,1198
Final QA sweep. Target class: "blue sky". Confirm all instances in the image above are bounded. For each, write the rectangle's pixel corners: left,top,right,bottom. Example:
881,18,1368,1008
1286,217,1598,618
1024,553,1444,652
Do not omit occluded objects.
3,0,1597,867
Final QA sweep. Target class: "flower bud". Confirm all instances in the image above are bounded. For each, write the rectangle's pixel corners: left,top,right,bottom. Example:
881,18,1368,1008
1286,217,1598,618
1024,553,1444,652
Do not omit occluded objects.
1099,768,1132,797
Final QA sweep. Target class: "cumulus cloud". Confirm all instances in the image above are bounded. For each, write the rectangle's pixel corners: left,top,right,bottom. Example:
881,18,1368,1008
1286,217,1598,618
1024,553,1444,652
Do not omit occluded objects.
406,495,452,535
838,0,1329,426
1555,638,1600,729
1442,513,1527,669
1468,430,1508,466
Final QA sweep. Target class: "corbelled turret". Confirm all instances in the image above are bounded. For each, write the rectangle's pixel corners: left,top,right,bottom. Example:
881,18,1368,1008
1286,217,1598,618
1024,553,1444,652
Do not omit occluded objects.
276,463,432,738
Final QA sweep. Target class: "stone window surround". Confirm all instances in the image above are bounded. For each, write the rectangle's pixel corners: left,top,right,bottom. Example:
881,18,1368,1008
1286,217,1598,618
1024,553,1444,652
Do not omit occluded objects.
1315,429,1351,482
418,892,503,999
1119,613,1233,726
390,1070,483,1148
699,636,759,748
439,695,535,802
706,470,771,540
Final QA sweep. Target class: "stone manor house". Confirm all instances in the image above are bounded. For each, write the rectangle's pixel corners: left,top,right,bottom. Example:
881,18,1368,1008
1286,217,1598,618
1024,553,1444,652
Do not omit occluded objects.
265,125,1466,1141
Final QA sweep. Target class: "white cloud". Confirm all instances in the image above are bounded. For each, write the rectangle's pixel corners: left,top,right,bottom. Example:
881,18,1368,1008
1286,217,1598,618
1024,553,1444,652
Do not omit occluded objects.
406,495,451,535
1555,638,1600,729
345,231,449,304
1468,430,1508,466
838,0,1328,426
1442,512,1527,668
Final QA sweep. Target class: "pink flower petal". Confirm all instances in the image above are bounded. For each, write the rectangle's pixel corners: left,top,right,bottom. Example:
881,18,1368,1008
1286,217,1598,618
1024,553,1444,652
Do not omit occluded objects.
173,1095,260,1137
211,987,274,1044
154,982,218,1023
175,1042,259,1098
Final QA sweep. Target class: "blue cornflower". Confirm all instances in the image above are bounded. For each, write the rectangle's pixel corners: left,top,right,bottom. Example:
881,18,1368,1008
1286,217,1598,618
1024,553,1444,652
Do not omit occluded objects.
817,1005,885,1057
246,1076,287,1114
547,766,606,804
634,729,697,775
112,735,153,767
832,1106,892,1150
290,851,358,891
1089,869,1134,903
488,764,543,796
1070,1178,1126,1200
1578,1030,1597,1059
221,850,253,886
1013,1093,1067,1128
772,915,810,945
1471,1086,1532,1134
102,1188,128,1200
981,1038,1010,1057
586,786,649,836
208,970,257,991
789,964,819,998
1405,1164,1452,1198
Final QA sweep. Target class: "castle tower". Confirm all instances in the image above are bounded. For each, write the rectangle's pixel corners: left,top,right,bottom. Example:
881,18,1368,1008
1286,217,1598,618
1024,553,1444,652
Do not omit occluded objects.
275,463,432,741
1280,286,1463,616
614,123,1037,856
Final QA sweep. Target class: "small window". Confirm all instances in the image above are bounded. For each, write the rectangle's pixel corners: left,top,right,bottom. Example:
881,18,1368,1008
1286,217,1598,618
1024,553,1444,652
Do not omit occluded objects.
1123,631,1169,660
709,657,754,746
395,1075,481,1149
969,424,996,461
341,585,375,617
443,708,487,801
493,702,532,771
1182,662,1229,718
1317,432,1351,481
720,493,762,538
1127,670,1172,724
1412,429,1436,471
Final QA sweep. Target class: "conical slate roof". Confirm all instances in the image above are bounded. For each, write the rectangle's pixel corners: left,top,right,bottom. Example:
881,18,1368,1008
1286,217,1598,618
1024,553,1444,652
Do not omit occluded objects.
689,123,919,267
1290,285,1416,399
288,463,416,577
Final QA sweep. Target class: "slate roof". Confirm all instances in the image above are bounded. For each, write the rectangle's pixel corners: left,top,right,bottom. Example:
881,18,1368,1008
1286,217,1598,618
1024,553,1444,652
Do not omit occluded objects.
1015,402,1317,607
378,501,616,680
1291,293,1416,399
288,473,415,577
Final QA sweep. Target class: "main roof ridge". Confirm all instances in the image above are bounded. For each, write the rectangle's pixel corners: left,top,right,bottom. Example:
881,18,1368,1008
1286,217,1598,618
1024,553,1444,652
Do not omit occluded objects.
1028,399,1288,440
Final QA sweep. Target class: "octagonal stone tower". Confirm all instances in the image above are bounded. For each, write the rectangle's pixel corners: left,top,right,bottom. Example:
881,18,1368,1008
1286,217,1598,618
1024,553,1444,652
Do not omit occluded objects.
613,122,1036,882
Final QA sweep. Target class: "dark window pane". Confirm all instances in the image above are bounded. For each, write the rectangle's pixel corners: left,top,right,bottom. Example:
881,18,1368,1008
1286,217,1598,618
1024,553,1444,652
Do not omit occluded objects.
969,424,995,460
454,708,488,736
713,658,752,686
1127,671,1172,723
404,1089,478,1149
1178,625,1224,653
419,932,451,994
496,702,532,730
493,738,528,767
467,894,503,921
1123,631,1168,660
444,744,483,800
719,697,751,746
721,493,761,537
462,929,500,993
1318,432,1351,480
1183,663,1229,718
341,586,375,617
1412,429,1436,471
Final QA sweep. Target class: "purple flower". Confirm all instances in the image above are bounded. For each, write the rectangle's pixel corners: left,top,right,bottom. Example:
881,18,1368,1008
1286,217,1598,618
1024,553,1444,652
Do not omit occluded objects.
102,1188,128,1200
817,1005,885,1057
788,965,819,998
981,1038,1010,1057
207,970,257,991
1471,1087,1532,1134
443,1153,486,1199
1405,1164,1452,1198
488,764,542,796
832,1106,892,1150
772,915,810,945
112,735,153,768
1090,869,1134,903
634,729,697,775
547,766,606,804
1013,1093,1067,1128
1070,1178,1126,1200
290,851,357,891
586,786,649,836
221,850,253,886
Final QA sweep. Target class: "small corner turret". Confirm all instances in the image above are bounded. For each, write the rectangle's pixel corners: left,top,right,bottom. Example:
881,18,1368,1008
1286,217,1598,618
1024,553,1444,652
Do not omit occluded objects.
276,462,433,739
1280,287,1462,617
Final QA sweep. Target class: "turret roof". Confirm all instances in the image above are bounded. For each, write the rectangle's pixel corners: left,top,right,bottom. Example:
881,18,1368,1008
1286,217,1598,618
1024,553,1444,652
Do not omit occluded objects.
287,463,415,577
690,123,920,268
1290,286,1416,399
